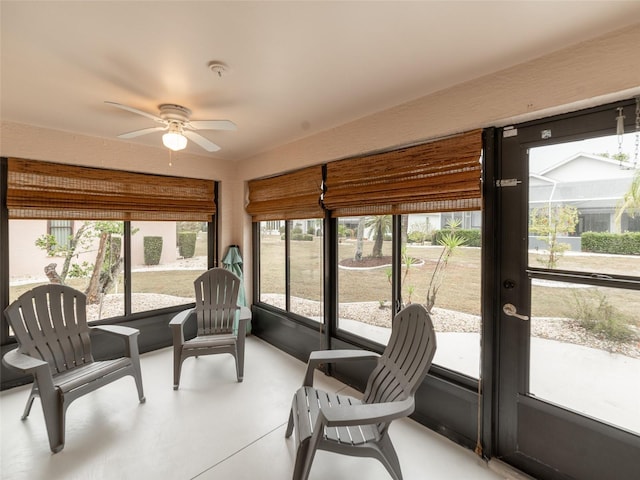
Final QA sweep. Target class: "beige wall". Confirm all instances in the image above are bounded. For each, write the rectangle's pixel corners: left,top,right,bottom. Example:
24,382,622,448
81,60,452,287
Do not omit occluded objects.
2,24,640,303
236,24,640,302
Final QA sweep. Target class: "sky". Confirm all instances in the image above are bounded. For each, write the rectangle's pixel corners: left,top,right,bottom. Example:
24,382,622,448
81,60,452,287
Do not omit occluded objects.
529,132,638,174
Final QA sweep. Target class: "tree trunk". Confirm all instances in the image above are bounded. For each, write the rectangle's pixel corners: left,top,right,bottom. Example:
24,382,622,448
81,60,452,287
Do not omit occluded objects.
354,218,365,261
401,215,409,247
100,257,123,295
85,232,108,304
372,224,384,257
60,223,88,283
44,263,63,284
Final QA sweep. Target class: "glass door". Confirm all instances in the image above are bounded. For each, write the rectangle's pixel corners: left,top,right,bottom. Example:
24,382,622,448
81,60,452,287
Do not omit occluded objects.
496,99,640,479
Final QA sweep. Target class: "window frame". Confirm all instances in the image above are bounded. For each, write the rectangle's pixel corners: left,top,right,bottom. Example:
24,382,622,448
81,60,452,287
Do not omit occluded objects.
0,158,218,345
255,218,325,330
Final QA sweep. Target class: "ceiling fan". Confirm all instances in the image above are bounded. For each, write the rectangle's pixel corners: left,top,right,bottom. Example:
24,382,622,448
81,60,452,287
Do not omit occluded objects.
105,101,236,152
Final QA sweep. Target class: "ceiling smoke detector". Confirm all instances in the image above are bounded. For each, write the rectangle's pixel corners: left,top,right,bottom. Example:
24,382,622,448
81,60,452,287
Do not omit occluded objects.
208,61,228,77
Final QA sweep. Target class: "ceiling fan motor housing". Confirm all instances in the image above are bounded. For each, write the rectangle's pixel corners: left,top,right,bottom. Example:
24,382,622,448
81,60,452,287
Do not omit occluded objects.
158,104,192,122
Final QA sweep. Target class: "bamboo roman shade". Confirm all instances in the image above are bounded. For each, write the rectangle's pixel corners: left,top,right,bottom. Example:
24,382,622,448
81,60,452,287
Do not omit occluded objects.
7,158,216,221
323,129,483,217
246,165,324,221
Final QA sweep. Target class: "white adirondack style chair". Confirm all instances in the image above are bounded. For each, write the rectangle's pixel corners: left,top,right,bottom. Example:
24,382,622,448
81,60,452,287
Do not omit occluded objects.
285,303,437,480
170,268,250,389
2,284,145,453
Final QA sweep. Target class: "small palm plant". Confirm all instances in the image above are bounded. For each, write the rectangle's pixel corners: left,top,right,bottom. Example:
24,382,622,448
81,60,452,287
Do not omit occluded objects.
615,169,640,228
425,230,466,313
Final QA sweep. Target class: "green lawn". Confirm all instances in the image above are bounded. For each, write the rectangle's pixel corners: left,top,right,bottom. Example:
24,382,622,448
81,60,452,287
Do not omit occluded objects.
259,235,639,327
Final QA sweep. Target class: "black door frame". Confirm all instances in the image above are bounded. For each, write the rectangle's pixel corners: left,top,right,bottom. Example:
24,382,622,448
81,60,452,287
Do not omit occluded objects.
492,98,640,479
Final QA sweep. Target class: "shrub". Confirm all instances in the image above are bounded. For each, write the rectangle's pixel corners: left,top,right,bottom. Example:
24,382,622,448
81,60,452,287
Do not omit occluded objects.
407,231,428,244
178,232,197,258
581,232,640,255
291,233,313,241
143,236,163,265
432,229,481,247
572,290,637,342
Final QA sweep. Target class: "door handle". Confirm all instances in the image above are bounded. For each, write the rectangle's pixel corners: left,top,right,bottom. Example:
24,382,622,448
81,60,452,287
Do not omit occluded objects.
503,303,529,321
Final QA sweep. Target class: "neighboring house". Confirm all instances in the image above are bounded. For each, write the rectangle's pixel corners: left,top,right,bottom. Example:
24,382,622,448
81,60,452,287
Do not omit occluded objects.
529,153,639,251
9,220,177,281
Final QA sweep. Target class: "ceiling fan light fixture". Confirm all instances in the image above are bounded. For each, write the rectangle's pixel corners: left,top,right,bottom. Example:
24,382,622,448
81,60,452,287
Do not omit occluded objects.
162,131,187,151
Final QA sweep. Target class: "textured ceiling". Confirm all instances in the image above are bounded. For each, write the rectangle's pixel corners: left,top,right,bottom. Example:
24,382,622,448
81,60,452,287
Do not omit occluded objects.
2,1,639,160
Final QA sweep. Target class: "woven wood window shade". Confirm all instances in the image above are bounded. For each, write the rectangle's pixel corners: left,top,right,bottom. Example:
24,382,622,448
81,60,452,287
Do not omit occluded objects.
246,165,324,221
323,129,483,217
7,158,216,221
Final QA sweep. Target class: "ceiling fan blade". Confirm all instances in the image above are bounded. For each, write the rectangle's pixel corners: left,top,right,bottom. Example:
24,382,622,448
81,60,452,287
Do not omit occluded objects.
183,130,221,152
117,126,167,139
105,101,164,123
186,120,237,131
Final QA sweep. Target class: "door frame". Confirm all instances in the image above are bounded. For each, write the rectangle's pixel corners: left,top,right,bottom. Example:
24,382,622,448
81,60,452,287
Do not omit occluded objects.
489,98,640,479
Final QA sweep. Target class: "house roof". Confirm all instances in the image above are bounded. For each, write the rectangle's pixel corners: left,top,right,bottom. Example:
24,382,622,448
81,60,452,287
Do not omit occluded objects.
2,2,640,161
538,152,635,177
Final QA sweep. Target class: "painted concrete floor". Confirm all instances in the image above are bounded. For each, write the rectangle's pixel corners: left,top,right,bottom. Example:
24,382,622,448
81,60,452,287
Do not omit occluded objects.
1,337,509,480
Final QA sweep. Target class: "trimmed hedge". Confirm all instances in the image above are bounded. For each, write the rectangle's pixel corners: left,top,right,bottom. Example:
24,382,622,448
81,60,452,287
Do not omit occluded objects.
431,229,481,247
178,232,197,258
282,233,314,241
581,232,640,255
143,236,163,265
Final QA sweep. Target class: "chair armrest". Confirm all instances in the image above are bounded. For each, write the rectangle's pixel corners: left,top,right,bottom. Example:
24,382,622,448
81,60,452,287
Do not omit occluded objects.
169,308,195,328
169,308,195,346
320,397,415,427
236,306,251,339
303,349,380,387
2,348,49,374
239,306,251,322
92,324,141,359
92,324,139,338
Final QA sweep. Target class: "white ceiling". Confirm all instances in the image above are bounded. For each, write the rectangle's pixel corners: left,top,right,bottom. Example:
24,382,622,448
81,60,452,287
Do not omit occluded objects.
2,1,640,161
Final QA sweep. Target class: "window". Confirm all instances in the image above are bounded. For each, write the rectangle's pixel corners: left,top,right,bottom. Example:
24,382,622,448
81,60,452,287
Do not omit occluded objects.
250,131,483,380
402,212,481,377
289,219,323,319
337,215,393,340
48,220,73,251
9,219,126,321
4,158,217,331
248,165,325,321
257,219,324,321
130,221,208,313
258,220,286,308
528,133,640,433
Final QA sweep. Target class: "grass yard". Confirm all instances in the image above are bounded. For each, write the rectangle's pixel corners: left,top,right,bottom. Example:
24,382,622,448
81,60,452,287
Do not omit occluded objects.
259,234,639,330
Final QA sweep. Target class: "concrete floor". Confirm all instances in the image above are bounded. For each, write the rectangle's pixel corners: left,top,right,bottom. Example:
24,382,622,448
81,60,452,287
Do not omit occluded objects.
1,337,508,480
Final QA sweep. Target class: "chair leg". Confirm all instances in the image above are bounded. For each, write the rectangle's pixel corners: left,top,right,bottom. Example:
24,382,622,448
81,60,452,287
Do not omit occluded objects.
128,340,145,402
234,344,244,383
21,383,38,420
39,384,65,453
236,338,245,383
285,408,295,438
133,370,145,403
292,437,317,480
375,434,403,480
173,352,184,390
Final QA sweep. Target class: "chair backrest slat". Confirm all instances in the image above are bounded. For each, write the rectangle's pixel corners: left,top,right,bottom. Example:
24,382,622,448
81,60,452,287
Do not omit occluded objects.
194,268,240,336
363,304,436,407
4,285,93,374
